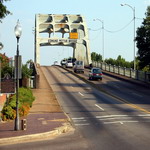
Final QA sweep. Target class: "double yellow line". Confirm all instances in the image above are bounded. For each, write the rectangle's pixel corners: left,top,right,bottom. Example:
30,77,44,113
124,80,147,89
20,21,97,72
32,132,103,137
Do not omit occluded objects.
126,103,150,114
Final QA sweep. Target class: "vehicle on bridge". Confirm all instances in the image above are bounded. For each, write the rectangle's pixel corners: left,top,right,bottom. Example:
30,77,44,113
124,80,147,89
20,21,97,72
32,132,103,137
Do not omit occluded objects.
66,60,73,68
61,59,67,67
89,67,103,80
74,60,84,73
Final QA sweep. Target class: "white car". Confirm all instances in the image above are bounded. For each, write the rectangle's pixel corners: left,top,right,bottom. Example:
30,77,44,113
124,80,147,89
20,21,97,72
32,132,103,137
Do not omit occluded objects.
66,60,73,68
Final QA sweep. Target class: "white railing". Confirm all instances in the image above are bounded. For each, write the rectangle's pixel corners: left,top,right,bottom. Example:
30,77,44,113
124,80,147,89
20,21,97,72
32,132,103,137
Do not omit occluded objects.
92,61,150,83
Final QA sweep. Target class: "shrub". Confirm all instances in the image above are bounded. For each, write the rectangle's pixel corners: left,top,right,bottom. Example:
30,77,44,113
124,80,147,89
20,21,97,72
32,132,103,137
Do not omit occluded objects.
1,105,16,121
1,87,35,121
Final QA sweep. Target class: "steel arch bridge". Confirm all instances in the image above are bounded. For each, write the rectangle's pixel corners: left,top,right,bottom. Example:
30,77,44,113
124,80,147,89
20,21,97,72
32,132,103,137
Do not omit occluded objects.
35,14,91,66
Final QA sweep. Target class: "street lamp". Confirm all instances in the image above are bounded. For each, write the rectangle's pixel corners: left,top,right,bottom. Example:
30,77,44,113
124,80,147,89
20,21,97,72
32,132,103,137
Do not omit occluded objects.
0,43,2,95
93,19,104,62
0,42,3,50
14,20,22,131
121,4,136,70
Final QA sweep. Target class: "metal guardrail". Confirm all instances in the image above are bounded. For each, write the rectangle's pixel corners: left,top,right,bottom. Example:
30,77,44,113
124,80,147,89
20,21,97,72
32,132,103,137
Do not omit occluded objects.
92,61,150,83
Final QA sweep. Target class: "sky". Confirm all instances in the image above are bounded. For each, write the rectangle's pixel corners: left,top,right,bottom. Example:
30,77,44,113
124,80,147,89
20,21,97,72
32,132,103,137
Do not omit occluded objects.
0,0,150,65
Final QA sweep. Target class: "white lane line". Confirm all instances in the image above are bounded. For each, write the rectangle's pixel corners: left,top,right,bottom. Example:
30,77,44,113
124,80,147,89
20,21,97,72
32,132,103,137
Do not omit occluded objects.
74,120,87,122
98,117,132,121
75,123,90,126
85,87,91,90
72,117,85,120
78,92,84,97
104,120,139,125
95,104,105,111
96,115,128,118
113,85,120,89
132,92,143,97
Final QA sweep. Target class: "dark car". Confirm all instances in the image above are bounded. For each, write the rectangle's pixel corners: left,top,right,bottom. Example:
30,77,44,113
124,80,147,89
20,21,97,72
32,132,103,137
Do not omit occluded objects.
89,67,103,80
61,59,67,66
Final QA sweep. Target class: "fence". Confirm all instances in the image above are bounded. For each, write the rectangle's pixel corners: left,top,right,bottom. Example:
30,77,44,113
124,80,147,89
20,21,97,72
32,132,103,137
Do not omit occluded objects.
92,61,150,83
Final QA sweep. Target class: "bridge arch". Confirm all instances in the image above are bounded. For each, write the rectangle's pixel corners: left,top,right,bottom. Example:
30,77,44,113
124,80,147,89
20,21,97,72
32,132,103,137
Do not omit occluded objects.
35,14,91,66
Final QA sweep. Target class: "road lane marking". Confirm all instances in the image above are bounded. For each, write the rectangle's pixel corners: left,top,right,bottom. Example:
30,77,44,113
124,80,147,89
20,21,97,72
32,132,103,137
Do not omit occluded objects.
98,117,132,121
95,104,105,111
72,117,85,120
126,103,150,114
103,120,139,125
78,92,84,97
113,84,120,89
85,87,91,90
96,114,150,120
74,120,87,122
75,123,90,126
132,92,143,97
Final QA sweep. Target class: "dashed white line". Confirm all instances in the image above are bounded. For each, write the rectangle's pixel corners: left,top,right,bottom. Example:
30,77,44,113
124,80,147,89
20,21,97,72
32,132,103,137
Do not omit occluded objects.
95,104,105,111
132,92,143,97
78,92,84,97
113,85,120,89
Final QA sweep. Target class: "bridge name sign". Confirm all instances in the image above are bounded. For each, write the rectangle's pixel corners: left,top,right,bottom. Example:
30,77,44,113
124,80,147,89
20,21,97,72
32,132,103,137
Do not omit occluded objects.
48,39,77,43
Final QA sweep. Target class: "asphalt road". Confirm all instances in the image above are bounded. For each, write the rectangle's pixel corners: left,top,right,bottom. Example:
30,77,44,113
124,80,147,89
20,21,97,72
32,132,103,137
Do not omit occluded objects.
2,66,150,150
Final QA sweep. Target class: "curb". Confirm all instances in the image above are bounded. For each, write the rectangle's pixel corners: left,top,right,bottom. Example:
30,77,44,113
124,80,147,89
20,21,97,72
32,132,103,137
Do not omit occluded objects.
0,122,74,146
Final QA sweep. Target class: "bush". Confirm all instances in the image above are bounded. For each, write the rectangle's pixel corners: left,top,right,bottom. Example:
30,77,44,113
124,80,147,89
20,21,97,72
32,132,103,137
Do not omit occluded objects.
1,87,35,121
1,105,16,121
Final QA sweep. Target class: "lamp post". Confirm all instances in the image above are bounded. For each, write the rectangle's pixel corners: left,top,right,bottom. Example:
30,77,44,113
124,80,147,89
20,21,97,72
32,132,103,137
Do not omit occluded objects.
14,20,22,131
93,19,104,62
121,4,136,70
0,43,3,95
0,42,3,50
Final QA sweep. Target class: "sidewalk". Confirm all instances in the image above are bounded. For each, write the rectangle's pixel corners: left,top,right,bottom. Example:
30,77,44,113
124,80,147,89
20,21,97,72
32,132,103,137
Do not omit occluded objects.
0,66,72,145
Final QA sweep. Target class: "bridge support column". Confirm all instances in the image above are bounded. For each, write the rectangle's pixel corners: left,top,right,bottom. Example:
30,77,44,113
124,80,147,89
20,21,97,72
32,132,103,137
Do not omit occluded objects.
35,43,40,64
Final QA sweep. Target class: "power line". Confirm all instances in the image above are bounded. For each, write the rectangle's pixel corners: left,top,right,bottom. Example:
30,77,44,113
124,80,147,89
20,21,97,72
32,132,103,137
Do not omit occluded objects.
89,28,102,31
90,19,134,33
104,19,134,33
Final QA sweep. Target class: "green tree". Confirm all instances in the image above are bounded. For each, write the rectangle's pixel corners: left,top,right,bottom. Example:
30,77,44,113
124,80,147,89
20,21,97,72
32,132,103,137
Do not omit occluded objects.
105,55,133,68
22,64,33,78
0,0,11,22
91,52,102,62
105,58,115,65
0,53,13,78
135,6,150,70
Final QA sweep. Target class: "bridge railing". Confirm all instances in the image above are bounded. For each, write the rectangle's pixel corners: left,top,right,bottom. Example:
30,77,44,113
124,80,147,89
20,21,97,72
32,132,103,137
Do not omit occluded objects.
92,61,150,83
30,62,40,89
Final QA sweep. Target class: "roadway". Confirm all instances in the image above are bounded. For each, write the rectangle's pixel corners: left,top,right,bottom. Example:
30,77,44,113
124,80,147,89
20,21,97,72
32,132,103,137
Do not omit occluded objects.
2,66,150,150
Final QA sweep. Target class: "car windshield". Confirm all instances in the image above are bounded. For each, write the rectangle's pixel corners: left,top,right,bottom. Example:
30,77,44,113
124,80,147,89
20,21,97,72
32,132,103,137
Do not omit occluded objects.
76,61,83,65
92,69,101,73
